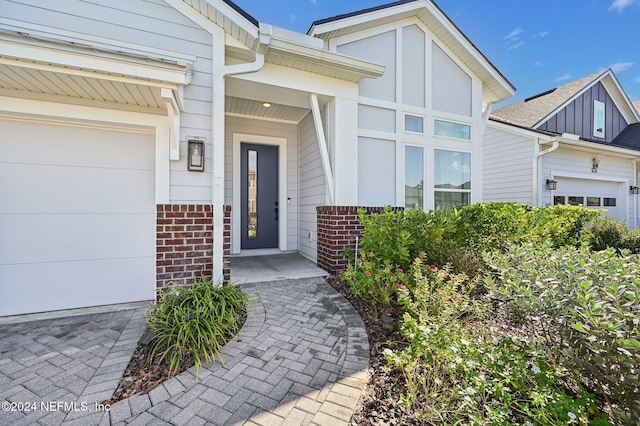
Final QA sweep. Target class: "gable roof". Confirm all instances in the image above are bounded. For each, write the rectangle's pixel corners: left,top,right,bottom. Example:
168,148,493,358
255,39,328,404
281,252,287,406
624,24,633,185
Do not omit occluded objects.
492,69,640,129
308,0,515,105
491,71,605,128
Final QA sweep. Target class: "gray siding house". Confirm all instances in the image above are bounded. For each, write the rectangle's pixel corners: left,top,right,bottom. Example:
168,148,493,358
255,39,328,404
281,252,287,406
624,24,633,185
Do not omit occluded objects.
0,0,514,316
484,69,640,226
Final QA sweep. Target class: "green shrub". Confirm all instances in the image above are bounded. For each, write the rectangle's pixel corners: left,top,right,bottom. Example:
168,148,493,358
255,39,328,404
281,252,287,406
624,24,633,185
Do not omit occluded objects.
484,243,640,422
146,277,250,377
586,216,640,254
384,257,604,425
351,203,598,275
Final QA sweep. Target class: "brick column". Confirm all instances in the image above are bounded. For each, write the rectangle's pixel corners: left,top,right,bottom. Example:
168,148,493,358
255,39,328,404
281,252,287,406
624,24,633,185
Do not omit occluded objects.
316,206,400,274
156,204,231,292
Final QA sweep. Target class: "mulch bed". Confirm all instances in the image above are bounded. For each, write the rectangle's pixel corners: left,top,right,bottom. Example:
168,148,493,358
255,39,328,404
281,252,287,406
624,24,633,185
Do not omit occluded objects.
326,275,422,425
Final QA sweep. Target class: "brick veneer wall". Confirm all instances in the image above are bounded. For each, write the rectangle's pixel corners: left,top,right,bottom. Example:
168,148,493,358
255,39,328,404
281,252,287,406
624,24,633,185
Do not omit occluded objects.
156,205,231,291
316,206,403,274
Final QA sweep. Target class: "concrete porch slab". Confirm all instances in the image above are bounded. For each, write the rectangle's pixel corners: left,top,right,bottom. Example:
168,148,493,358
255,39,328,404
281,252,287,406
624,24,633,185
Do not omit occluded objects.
230,253,328,284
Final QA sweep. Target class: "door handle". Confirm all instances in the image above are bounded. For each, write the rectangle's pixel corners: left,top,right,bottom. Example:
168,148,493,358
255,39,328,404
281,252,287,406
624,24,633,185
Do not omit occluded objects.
275,201,279,221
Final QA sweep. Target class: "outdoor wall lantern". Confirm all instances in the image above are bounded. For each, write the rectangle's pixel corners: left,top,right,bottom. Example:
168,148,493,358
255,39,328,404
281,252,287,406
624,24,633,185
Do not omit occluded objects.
546,179,558,191
187,139,205,172
592,158,600,173
630,186,640,195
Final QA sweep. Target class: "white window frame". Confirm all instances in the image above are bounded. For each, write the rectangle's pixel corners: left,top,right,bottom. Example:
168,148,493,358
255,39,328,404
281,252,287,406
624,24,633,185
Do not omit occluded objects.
403,113,425,134
433,118,471,141
434,148,472,209
593,100,605,138
403,144,425,210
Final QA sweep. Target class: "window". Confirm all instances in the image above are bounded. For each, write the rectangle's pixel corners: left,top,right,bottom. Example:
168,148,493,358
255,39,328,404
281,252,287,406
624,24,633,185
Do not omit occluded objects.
554,196,565,205
587,197,601,207
434,149,471,210
568,196,584,206
593,100,605,138
405,146,424,210
604,198,617,207
434,120,471,140
404,114,424,133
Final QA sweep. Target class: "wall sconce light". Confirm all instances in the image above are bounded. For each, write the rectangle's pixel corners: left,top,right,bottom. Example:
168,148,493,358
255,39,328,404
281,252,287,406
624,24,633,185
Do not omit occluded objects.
546,179,557,191
262,102,272,108
592,158,600,173
187,139,205,172
630,186,640,195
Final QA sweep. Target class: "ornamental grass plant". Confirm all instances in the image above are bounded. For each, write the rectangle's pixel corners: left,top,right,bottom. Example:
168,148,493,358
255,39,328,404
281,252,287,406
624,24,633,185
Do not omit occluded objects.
146,277,250,377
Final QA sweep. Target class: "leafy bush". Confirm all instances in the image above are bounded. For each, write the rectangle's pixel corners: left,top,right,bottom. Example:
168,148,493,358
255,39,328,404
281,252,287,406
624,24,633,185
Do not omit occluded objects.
384,257,604,425
351,203,598,274
586,216,640,254
484,243,640,423
146,277,249,376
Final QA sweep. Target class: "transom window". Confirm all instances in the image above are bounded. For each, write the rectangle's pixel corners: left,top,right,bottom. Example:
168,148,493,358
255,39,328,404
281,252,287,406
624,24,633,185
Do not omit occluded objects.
434,119,471,140
404,114,424,133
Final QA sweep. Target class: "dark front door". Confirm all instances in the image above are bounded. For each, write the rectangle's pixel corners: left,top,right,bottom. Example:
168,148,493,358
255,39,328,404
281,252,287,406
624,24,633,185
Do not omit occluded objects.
241,143,279,249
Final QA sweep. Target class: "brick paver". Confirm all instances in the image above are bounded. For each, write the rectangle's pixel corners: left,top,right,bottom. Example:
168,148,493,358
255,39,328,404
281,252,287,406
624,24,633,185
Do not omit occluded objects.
0,277,369,425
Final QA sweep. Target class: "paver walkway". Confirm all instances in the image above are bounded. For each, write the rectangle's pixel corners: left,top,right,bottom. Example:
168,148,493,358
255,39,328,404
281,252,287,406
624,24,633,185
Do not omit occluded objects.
0,277,369,425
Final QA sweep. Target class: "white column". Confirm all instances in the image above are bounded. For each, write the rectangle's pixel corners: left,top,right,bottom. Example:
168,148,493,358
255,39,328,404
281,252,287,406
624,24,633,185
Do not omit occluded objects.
330,97,359,206
212,27,226,284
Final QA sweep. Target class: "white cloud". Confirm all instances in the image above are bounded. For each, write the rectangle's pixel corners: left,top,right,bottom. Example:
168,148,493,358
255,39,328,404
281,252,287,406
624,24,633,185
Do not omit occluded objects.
554,73,572,83
503,28,523,40
634,76,640,83
609,0,637,12
289,13,296,23
533,30,549,38
508,41,524,51
533,61,543,67
609,62,634,73
309,0,317,5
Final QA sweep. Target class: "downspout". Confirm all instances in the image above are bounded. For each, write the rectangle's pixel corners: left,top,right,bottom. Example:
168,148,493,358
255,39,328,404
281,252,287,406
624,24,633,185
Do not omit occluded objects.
211,25,272,283
532,139,559,207
634,159,638,228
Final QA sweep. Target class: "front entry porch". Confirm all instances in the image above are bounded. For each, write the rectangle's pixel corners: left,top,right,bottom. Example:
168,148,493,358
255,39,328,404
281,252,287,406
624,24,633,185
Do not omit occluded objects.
230,252,327,284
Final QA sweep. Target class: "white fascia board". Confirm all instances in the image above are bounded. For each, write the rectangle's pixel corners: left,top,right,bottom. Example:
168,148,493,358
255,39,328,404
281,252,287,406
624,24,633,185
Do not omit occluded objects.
268,37,385,81
553,138,640,159
232,62,359,100
0,40,190,86
488,119,555,142
310,1,422,37
601,72,640,123
1,96,166,128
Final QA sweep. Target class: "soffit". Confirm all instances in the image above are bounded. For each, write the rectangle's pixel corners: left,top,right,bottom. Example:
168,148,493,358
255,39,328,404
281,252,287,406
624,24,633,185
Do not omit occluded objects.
0,62,166,109
181,0,259,49
225,96,308,122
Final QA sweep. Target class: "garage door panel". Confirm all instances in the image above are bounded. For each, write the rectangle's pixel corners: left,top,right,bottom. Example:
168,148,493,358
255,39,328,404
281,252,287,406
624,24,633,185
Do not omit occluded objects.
0,121,155,170
0,164,154,214
1,213,155,264
0,119,156,316
0,257,155,316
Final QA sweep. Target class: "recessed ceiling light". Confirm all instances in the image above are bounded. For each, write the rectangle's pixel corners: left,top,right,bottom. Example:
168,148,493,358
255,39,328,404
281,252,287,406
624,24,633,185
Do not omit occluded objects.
262,102,272,108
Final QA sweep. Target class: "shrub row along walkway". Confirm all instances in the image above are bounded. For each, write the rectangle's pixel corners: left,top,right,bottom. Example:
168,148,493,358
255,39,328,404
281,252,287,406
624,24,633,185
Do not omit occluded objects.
0,277,369,425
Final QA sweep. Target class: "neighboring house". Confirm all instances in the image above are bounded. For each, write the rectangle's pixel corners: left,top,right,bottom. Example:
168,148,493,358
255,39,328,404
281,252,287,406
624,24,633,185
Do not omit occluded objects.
0,0,513,316
484,69,640,226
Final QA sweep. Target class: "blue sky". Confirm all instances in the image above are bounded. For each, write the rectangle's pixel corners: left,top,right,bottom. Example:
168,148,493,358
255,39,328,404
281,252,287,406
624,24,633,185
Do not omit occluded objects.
232,0,640,106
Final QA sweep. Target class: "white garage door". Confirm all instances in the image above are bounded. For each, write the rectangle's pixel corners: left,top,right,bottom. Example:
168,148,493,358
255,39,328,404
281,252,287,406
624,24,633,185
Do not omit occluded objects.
0,119,156,316
553,177,623,221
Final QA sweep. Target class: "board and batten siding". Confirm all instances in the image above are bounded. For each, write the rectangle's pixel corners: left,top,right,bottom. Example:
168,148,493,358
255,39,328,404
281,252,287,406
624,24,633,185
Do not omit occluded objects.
298,111,326,262
537,82,629,144
225,115,299,252
4,0,218,204
540,148,634,220
482,125,535,204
